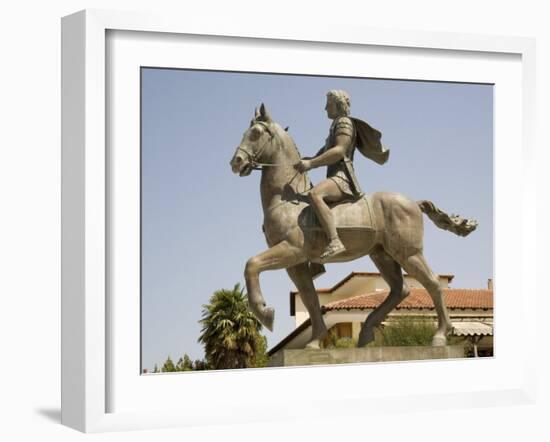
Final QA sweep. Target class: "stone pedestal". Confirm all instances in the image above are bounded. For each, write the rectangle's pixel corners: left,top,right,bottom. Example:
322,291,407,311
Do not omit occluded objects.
268,345,465,367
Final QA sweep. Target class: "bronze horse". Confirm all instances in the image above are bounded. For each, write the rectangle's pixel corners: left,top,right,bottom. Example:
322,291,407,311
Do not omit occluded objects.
230,104,477,348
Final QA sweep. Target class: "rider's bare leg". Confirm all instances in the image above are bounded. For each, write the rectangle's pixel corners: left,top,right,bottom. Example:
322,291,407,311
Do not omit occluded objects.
308,179,346,261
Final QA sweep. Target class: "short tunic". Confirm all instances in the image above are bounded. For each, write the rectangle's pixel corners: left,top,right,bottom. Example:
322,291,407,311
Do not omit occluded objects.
324,116,357,197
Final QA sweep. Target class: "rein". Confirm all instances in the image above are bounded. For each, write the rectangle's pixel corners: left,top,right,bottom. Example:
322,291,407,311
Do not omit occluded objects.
237,124,312,205
236,146,292,169
251,160,296,169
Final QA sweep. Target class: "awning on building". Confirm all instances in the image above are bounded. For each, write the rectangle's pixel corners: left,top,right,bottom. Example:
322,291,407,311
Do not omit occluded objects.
452,322,493,337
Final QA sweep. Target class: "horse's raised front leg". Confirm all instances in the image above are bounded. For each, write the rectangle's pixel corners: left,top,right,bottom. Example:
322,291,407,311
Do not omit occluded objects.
245,241,304,331
286,263,328,349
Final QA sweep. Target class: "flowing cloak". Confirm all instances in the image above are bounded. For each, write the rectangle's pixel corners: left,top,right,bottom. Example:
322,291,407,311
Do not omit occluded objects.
350,117,390,165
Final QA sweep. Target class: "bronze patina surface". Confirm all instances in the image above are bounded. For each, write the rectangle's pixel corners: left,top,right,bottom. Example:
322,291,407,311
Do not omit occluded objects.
230,95,477,349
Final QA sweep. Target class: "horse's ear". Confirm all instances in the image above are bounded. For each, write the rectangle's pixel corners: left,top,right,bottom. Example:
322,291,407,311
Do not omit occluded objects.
254,107,260,120
260,103,272,122
284,126,289,132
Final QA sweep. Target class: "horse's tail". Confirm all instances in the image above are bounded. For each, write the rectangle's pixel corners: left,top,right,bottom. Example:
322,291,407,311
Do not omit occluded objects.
417,200,478,237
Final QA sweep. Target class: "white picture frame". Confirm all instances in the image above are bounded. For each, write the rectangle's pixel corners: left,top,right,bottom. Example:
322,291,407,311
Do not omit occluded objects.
61,9,537,433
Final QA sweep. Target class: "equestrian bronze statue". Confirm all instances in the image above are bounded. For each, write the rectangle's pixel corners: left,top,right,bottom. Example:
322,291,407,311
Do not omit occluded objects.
229,96,477,349
294,90,389,262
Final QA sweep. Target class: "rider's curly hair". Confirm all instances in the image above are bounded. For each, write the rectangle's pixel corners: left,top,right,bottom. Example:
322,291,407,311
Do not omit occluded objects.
327,90,351,116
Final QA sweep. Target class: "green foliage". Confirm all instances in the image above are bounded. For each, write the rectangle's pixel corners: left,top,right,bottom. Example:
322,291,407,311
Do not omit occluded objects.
333,337,357,348
198,283,268,369
193,359,209,370
176,354,194,371
323,329,357,349
251,335,269,368
161,356,176,372
157,355,209,372
150,283,269,373
324,328,339,348
376,317,436,347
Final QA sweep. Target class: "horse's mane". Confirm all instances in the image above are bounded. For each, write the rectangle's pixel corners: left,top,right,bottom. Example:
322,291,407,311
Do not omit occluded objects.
253,117,310,189
272,122,302,161
270,122,312,194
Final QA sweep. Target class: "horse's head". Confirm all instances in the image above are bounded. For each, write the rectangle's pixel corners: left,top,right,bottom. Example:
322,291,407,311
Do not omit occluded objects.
230,104,279,177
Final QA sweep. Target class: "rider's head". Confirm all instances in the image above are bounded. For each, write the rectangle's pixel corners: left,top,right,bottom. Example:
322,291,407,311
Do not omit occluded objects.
326,90,351,118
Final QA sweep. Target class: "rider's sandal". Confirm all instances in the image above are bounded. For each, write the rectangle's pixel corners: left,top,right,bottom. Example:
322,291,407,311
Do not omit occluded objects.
320,239,346,262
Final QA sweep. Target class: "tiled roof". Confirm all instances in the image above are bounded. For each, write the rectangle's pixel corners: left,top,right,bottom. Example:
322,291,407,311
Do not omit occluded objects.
290,271,455,295
269,288,493,356
324,288,493,311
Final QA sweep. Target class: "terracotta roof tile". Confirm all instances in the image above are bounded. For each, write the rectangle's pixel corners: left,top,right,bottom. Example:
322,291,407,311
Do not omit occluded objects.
271,288,493,356
324,288,493,311
290,271,455,295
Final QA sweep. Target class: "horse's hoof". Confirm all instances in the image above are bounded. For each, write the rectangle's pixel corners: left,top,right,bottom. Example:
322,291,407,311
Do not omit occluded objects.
262,307,274,332
305,339,321,349
432,335,447,347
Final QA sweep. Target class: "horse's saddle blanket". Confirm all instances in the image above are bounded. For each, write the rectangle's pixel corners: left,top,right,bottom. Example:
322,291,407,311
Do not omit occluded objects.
298,195,376,231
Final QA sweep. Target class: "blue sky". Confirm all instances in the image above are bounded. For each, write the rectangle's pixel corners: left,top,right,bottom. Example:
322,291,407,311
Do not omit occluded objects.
141,68,493,370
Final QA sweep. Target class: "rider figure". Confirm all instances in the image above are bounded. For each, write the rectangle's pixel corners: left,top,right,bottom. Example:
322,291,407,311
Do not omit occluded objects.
294,90,363,262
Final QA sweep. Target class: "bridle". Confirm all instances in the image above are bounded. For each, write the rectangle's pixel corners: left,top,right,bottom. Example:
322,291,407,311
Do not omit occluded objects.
236,136,273,171
235,121,312,207
236,121,292,170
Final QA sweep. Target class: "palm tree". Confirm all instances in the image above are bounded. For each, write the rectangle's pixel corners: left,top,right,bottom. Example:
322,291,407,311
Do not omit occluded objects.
198,284,267,369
